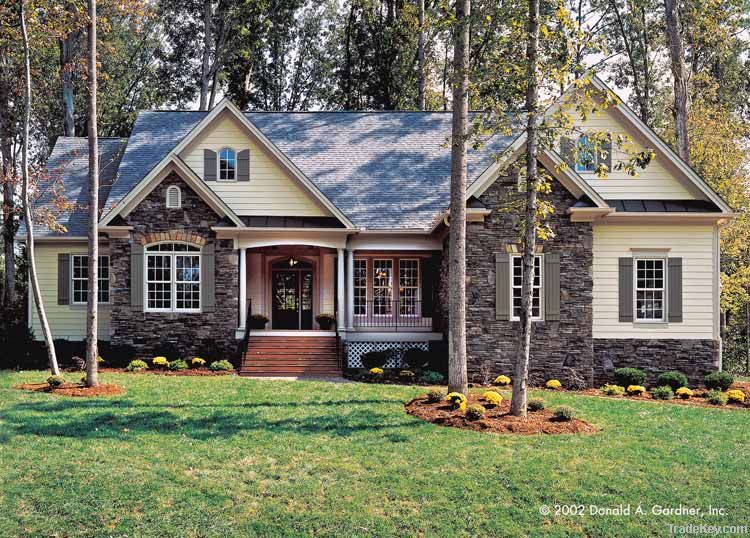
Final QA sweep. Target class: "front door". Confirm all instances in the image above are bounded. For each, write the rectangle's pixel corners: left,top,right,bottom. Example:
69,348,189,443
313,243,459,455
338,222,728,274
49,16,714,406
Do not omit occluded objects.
272,261,313,330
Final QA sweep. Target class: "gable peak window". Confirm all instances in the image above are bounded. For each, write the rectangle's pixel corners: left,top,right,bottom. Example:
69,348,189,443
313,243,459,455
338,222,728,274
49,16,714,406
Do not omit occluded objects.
219,147,236,181
166,185,181,209
575,134,598,173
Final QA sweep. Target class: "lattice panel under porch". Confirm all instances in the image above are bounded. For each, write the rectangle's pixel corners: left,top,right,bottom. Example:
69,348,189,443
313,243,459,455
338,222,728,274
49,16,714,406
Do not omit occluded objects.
346,341,428,368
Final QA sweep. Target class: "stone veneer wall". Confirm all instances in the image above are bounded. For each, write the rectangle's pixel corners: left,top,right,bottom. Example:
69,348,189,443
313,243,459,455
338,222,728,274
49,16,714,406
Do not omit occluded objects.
441,171,596,386
593,338,720,386
109,172,239,360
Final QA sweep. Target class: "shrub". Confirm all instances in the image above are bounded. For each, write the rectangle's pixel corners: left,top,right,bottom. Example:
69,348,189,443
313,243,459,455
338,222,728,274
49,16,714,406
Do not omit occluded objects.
169,359,188,371
676,387,693,399
47,375,65,387
426,389,444,403
707,390,728,406
614,367,646,387
704,372,734,391
403,348,431,370
601,384,625,396
726,389,745,403
482,391,503,407
314,313,336,330
399,370,415,378
360,350,390,370
553,406,576,421
626,385,646,396
152,356,170,369
445,392,467,411
97,356,105,365
651,386,674,400
420,370,445,384
126,359,148,372
69,356,85,370
528,398,546,411
465,404,486,420
191,357,206,368
368,367,384,377
209,360,233,371
656,371,689,391
249,314,269,329
545,379,562,390
493,375,511,386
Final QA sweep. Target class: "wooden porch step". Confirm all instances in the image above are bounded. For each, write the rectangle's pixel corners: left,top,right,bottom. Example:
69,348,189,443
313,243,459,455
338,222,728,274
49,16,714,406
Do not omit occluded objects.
240,335,341,376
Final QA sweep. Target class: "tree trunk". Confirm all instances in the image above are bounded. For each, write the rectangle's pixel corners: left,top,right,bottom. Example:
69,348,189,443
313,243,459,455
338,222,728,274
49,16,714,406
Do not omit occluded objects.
0,79,16,308
417,0,426,110
208,7,229,110
85,0,99,387
447,0,470,396
59,32,77,137
664,0,689,162
20,0,60,376
510,0,540,417
199,0,213,111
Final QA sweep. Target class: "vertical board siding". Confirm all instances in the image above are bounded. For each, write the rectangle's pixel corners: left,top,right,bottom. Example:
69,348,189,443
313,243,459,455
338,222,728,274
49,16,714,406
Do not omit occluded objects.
593,224,715,339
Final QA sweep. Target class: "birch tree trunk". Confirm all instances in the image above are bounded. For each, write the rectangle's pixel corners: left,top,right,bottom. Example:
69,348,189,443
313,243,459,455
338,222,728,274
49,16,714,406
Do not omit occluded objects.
417,0,426,110
85,0,99,387
664,0,689,162
447,0,470,396
20,0,60,376
199,0,213,111
0,84,15,308
510,0,540,417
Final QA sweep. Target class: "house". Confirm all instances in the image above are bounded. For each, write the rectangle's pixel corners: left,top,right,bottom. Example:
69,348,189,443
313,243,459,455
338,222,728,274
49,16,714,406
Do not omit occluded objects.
26,75,733,384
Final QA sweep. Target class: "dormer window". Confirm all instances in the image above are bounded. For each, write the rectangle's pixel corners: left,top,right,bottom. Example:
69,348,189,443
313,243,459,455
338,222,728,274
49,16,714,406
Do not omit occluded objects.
219,147,236,181
575,134,597,173
166,185,181,209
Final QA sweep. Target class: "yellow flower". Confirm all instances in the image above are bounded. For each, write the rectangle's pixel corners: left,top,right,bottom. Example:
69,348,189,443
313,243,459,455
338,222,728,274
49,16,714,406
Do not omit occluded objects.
96,356,104,364
626,385,646,395
399,370,415,377
152,356,169,367
546,379,562,390
482,391,503,407
445,392,467,410
676,387,693,399
369,367,384,376
458,401,467,412
191,357,206,367
726,389,745,403
493,375,511,386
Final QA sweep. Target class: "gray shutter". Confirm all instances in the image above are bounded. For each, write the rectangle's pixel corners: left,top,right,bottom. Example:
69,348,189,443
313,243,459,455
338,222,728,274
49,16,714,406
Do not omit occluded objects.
202,242,216,312
495,252,510,321
618,257,634,322
131,243,143,308
204,149,217,181
561,137,576,169
601,135,612,172
668,257,683,322
237,149,250,181
58,253,70,305
544,251,561,321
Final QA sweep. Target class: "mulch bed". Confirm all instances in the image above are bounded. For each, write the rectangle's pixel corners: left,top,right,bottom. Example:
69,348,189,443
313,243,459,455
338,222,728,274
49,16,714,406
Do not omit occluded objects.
14,382,126,398
577,384,750,410
97,367,236,376
405,393,598,435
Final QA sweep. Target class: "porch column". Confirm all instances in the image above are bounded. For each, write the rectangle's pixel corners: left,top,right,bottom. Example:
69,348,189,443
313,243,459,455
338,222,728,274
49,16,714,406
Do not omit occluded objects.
337,248,346,332
239,248,247,330
346,249,355,331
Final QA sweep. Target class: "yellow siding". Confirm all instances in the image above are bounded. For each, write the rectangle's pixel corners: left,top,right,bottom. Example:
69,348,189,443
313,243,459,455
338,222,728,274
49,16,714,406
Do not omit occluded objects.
180,113,331,217
561,107,695,200
592,224,716,339
30,243,111,341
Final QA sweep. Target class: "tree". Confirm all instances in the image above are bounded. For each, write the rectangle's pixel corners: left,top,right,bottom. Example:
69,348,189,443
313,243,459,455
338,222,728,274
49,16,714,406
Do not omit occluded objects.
664,0,689,162
447,0,470,396
417,0,426,109
85,0,100,387
20,0,60,376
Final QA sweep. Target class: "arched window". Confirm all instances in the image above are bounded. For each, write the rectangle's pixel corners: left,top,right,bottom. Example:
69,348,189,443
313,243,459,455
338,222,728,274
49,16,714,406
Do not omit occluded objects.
219,147,236,180
144,242,201,312
575,134,597,173
166,185,181,209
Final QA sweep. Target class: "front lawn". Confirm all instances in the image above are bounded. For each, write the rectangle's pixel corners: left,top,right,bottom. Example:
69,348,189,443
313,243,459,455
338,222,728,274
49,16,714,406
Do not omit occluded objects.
1,371,749,537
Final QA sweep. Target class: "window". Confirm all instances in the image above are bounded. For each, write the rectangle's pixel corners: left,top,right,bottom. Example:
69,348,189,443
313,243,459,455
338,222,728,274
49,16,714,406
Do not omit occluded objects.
145,242,201,312
635,258,665,321
71,255,110,304
575,134,597,173
353,259,367,315
373,259,393,315
399,259,419,316
511,255,542,320
218,147,236,180
166,185,181,209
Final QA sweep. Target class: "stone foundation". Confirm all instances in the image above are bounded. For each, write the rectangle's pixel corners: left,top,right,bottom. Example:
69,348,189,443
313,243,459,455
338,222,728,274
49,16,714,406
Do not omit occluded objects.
593,338,720,386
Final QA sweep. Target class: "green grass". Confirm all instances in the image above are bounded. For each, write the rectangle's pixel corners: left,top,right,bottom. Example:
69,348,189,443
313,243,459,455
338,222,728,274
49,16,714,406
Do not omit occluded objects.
1,372,749,537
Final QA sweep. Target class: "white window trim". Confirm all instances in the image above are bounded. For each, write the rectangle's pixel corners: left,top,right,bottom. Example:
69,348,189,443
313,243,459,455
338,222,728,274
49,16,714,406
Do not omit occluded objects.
166,185,182,209
353,258,368,317
218,147,237,182
633,256,667,323
143,242,202,313
398,258,420,317
510,254,544,322
574,134,598,174
71,254,110,305
373,258,394,317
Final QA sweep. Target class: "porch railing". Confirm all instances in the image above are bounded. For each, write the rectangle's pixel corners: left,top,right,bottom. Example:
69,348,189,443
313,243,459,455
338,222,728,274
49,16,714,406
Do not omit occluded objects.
353,300,432,330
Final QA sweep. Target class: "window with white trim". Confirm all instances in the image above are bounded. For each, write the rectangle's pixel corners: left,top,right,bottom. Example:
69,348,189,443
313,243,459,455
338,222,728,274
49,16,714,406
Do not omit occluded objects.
353,259,367,315
166,185,181,209
145,243,201,312
575,134,598,173
72,255,110,304
511,255,542,320
373,259,393,315
218,147,236,180
635,258,665,321
399,259,419,316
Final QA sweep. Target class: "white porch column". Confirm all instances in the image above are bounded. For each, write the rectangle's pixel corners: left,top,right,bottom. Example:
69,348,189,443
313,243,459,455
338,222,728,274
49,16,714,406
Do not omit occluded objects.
346,249,355,330
239,248,247,330
337,248,346,332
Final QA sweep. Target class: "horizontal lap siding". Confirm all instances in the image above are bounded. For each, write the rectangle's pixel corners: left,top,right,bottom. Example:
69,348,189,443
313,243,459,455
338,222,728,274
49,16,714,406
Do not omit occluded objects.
592,225,716,339
180,113,331,217
30,243,111,341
